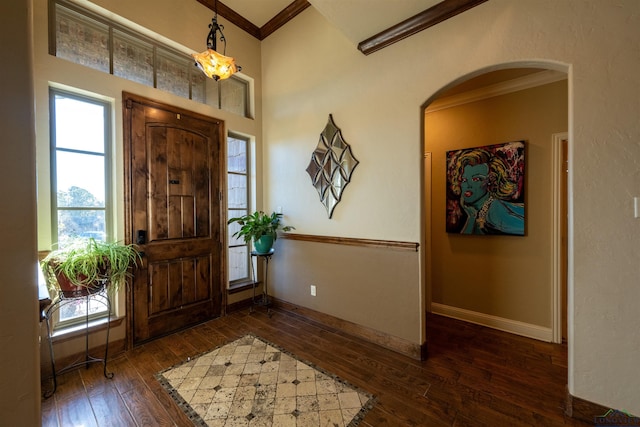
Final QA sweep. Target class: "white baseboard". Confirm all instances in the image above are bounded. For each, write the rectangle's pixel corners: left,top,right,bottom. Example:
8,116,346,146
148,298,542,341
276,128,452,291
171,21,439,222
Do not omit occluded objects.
430,303,553,342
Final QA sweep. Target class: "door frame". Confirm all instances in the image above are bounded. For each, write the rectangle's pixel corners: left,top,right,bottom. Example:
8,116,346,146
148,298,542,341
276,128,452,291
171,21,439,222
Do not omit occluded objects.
551,132,568,344
122,92,228,348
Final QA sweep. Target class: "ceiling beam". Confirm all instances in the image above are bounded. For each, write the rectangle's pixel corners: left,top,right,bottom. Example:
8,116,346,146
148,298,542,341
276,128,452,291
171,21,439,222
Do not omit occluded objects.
260,0,311,40
357,0,489,55
196,0,311,41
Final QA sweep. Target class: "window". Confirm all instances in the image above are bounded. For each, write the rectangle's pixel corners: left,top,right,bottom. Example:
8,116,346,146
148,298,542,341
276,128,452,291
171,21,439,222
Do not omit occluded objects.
50,88,111,326
49,0,251,117
51,0,206,104
227,134,250,286
214,77,251,117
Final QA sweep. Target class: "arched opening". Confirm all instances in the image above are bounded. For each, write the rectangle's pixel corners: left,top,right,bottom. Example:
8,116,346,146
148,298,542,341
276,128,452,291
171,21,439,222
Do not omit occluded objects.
422,64,569,344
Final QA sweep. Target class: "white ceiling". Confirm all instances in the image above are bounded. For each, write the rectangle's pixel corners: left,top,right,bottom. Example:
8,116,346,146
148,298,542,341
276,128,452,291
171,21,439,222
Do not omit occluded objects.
228,0,439,44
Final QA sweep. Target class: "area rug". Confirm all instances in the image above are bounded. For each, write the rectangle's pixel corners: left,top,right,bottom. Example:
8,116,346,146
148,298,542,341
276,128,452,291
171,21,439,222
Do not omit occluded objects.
155,334,375,426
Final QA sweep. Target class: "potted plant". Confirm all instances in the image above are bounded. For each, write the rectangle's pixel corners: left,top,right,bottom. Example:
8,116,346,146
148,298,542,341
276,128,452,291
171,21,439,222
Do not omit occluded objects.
228,211,294,254
41,238,141,298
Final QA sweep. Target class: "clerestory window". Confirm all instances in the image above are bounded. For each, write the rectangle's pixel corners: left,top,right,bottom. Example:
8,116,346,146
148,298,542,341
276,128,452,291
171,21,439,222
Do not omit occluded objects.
50,0,252,118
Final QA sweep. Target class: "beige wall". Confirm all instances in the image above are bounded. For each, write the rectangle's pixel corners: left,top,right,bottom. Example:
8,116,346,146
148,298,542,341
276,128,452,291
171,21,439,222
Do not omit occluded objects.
0,0,41,424
427,80,568,328
262,0,640,414
32,0,263,359
271,239,421,344
9,0,640,418
35,0,263,251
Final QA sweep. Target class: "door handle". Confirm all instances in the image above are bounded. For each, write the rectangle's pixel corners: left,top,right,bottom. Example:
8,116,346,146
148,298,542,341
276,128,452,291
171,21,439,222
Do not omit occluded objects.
136,230,147,245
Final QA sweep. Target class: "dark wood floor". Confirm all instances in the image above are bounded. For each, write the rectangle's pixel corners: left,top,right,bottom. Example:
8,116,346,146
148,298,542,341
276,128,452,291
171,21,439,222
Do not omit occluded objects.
41,308,590,426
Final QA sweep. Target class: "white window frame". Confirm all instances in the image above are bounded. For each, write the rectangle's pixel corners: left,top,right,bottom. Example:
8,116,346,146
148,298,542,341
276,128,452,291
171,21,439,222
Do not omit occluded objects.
227,133,252,288
49,87,113,329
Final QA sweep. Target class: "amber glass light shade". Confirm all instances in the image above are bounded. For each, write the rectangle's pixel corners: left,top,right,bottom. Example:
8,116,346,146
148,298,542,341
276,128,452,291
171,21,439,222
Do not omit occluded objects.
192,48,238,81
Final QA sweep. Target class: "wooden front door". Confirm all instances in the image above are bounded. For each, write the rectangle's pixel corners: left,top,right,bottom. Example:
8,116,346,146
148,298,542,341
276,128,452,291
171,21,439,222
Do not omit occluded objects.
124,93,225,345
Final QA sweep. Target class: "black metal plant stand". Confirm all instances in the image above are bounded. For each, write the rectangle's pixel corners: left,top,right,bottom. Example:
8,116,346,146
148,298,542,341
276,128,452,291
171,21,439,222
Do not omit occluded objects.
250,249,274,317
43,286,113,398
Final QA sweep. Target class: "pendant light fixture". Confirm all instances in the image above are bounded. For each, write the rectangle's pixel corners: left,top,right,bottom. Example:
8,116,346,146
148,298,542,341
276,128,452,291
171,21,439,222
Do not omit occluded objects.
192,0,240,81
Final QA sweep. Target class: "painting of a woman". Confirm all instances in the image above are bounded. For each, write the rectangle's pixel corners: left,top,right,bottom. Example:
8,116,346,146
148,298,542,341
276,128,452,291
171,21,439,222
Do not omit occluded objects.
446,141,525,235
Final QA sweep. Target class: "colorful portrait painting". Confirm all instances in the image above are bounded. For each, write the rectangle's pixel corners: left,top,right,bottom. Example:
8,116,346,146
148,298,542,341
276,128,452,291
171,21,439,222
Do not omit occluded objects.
446,141,525,235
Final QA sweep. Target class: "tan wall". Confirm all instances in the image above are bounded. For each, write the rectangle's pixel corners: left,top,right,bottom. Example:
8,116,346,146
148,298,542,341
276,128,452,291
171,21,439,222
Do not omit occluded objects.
34,0,263,251
261,0,640,414
0,0,41,424
427,80,568,328
32,0,263,359
270,239,421,344
9,0,640,417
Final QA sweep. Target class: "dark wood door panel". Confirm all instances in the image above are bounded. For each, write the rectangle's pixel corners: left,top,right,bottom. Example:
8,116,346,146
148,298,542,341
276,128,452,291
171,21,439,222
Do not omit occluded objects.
140,237,217,258
124,92,225,346
145,302,216,340
147,125,212,241
148,255,212,314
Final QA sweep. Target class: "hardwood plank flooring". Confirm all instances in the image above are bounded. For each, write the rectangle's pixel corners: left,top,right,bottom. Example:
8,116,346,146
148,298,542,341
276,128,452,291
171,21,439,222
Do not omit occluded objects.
42,309,591,426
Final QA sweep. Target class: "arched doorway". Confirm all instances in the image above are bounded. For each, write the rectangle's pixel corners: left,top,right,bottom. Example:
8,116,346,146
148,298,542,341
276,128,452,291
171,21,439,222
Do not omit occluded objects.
422,65,569,344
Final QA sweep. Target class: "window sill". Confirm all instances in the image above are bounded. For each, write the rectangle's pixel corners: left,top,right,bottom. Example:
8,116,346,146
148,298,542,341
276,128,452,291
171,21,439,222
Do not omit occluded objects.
228,280,259,294
48,316,124,344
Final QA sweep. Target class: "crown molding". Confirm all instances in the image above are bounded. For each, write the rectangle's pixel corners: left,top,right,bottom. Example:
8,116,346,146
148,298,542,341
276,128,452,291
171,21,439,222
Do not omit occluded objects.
195,0,260,38
196,0,311,40
426,69,568,113
198,0,483,46
260,0,311,40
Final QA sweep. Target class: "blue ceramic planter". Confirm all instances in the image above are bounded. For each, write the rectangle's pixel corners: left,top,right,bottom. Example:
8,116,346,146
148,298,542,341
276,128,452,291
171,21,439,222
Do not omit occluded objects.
254,235,274,254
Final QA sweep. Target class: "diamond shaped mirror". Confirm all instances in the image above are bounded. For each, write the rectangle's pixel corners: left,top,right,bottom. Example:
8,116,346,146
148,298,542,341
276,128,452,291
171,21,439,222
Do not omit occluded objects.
306,114,359,218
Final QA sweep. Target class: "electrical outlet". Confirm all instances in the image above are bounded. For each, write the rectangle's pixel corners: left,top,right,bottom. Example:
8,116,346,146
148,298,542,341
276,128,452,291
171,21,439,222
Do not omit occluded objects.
310,285,316,296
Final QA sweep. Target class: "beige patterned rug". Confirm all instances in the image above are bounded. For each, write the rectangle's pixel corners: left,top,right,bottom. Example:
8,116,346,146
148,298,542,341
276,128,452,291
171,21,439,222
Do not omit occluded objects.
156,334,375,426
